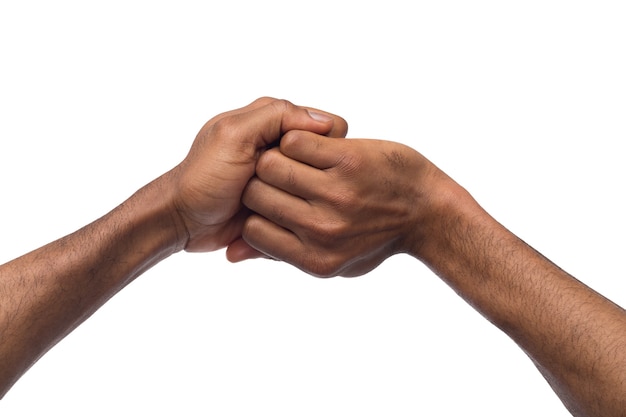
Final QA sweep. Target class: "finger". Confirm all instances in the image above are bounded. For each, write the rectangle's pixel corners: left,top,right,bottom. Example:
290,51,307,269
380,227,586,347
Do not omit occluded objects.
242,214,298,260
242,177,313,231
242,214,315,274
225,237,269,262
279,130,350,169
227,100,333,149
254,148,330,200
302,106,349,138
243,214,348,278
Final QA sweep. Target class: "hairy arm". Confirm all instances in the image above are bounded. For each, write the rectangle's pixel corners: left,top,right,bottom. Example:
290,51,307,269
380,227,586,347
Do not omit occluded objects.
238,132,626,417
0,97,347,398
419,184,626,417
0,174,183,398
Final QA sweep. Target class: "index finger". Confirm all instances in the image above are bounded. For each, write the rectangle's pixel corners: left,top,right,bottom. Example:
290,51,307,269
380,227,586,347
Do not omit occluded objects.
279,130,351,169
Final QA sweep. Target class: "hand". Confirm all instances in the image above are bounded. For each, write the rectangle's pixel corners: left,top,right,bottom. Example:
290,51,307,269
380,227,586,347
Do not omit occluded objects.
0,97,348,398
234,130,458,277
168,97,348,253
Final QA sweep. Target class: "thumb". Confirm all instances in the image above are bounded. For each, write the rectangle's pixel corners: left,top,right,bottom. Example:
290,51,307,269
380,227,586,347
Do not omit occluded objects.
226,98,344,149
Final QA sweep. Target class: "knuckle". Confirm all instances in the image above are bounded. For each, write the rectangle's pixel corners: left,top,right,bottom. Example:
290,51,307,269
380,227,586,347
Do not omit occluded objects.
210,115,239,137
241,177,260,207
256,149,282,174
280,130,305,152
241,215,261,241
268,98,295,115
307,217,348,245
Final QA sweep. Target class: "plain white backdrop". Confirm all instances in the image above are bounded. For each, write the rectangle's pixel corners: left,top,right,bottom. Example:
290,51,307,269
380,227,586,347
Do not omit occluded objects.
1,1,624,415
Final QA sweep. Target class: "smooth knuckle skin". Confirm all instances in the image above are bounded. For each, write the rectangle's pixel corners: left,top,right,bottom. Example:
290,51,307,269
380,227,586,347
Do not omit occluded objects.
241,177,265,209
242,215,263,244
256,149,281,178
279,130,305,152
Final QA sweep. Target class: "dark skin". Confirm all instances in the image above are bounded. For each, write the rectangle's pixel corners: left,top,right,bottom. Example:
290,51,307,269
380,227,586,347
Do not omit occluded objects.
234,132,626,417
0,97,348,398
1,98,624,416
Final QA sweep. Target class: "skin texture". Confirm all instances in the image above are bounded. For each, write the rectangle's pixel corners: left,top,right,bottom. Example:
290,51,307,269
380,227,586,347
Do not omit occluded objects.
1,98,624,416
238,131,626,417
0,97,348,399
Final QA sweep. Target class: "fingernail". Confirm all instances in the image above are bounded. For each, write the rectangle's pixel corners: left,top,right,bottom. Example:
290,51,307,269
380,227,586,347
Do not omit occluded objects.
307,110,333,122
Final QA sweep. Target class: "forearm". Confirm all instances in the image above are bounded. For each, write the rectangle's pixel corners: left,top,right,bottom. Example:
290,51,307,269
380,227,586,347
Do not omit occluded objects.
415,183,626,417
0,97,342,399
0,171,185,398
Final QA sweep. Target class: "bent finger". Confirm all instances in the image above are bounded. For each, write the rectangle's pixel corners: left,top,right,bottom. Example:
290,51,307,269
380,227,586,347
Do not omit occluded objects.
243,214,348,278
302,106,348,138
254,148,330,200
242,177,314,231
279,131,351,170
226,238,269,262
242,214,333,277
242,214,302,261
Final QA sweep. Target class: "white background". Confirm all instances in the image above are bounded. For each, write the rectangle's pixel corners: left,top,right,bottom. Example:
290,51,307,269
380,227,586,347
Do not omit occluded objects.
1,1,624,415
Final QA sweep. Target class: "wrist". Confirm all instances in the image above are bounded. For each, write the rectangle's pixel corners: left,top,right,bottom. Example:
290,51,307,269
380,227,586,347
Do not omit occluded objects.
404,175,489,267
125,171,189,257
